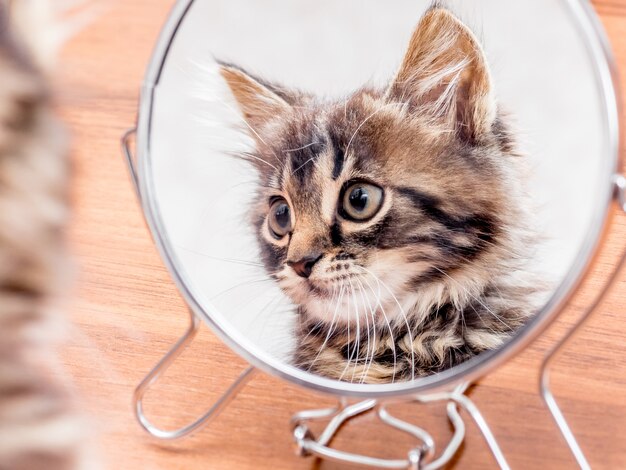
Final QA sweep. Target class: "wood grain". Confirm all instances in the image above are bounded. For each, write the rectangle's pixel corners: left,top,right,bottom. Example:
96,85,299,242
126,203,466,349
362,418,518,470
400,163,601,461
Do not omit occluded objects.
57,1,626,468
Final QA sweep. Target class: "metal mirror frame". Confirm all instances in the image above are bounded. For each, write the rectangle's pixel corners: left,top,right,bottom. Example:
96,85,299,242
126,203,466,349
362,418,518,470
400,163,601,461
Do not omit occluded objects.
129,0,621,398
122,0,624,467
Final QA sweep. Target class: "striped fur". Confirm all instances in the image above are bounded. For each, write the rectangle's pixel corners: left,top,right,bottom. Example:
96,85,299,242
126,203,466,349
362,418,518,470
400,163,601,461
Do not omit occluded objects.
0,1,90,468
220,6,544,383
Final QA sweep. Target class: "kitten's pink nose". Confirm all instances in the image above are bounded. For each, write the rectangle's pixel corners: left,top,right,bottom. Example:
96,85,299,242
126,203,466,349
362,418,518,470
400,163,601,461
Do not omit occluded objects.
287,253,323,278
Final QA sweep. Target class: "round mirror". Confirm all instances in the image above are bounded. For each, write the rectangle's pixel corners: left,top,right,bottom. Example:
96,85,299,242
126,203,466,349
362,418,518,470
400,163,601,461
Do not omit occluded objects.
135,0,620,396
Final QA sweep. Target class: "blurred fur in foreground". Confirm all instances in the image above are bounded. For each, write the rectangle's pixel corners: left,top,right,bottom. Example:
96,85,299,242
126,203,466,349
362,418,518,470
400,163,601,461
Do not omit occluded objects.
0,1,90,468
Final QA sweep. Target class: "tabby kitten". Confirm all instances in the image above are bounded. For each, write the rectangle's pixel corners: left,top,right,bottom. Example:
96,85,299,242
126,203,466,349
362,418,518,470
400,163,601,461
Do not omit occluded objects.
0,1,89,468
219,6,541,383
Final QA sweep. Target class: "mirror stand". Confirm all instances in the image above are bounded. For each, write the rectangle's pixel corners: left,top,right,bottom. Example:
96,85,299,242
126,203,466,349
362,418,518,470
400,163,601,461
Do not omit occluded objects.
290,384,509,469
132,307,256,440
124,130,626,469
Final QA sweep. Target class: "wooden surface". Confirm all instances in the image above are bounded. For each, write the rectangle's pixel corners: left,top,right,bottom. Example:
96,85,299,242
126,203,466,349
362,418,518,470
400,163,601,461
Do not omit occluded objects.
58,1,626,468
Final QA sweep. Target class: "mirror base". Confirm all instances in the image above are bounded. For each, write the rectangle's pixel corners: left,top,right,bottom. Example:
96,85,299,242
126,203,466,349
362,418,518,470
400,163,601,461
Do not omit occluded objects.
290,384,509,470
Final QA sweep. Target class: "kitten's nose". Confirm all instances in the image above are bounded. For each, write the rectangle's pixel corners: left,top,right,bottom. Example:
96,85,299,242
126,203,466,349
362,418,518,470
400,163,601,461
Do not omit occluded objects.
287,253,323,278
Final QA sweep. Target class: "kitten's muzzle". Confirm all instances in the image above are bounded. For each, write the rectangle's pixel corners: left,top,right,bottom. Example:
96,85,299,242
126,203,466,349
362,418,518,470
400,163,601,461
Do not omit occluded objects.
287,252,323,278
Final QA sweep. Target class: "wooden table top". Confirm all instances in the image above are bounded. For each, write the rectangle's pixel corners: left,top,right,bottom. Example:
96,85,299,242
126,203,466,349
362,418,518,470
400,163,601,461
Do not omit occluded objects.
58,1,626,468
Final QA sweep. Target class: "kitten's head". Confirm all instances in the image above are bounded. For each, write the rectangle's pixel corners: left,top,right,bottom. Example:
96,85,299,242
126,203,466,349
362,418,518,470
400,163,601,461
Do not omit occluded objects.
220,8,526,325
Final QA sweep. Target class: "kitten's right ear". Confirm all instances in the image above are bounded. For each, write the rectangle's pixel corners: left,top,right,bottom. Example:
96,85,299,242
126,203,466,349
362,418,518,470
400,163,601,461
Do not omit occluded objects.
219,63,292,135
385,7,496,142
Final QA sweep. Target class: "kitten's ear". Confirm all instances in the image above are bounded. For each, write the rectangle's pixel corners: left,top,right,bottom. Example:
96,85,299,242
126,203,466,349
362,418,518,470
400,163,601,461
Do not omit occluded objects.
219,63,291,135
386,7,496,141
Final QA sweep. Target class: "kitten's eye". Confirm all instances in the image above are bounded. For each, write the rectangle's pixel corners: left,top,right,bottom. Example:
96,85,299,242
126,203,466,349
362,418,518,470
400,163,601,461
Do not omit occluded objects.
340,182,384,221
268,198,293,238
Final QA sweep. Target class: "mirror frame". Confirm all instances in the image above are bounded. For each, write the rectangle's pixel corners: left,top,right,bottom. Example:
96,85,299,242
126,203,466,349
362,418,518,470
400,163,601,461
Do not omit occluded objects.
132,0,622,398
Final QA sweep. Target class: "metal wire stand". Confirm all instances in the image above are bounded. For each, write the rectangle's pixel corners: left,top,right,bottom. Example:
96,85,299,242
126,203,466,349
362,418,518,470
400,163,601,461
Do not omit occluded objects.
132,308,256,440
291,383,510,469
538,175,626,470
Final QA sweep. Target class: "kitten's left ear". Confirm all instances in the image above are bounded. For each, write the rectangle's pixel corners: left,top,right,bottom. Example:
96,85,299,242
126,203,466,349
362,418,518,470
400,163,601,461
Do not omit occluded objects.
219,62,292,136
386,8,496,142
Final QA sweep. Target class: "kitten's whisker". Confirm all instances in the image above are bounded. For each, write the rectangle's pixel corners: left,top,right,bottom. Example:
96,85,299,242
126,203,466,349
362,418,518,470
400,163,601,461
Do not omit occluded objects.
209,278,273,301
344,103,398,160
307,281,345,372
433,249,510,305
353,277,372,384
430,266,513,332
233,151,278,171
354,278,374,383
340,289,352,382
357,268,398,383
468,304,501,337
249,293,288,339
357,272,397,383
460,298,468,336
348,277,363,383
194,87,278,160
290,156,316,176
283,141,321,153
445,250,510,305
224,179,261,190
299,318,326,345
173,246,265,267
339,278,360,383
354,276,377,384
434,225,528,261
359,266,416,382
459,236,522,261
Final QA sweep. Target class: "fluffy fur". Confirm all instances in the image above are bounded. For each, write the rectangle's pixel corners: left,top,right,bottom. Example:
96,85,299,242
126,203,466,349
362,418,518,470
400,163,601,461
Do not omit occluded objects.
220,6,543,383
0,1,89,468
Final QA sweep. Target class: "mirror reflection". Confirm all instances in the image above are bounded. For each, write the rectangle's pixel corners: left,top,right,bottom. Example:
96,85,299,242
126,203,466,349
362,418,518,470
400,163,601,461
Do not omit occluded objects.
149,0,607,384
